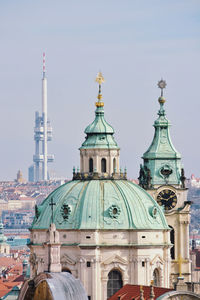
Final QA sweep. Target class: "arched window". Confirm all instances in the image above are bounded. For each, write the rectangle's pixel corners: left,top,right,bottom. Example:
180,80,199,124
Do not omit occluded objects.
153,268,160,286
107,269,123,298
101,158,106,173
169,225,175,259
89,158,93,173
113,158,116,173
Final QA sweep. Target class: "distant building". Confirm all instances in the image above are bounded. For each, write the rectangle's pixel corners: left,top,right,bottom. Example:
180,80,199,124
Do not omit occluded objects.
2,210,34,229
28,165,35,183
0,221,10,255
190,174,200,188
16,171,26,184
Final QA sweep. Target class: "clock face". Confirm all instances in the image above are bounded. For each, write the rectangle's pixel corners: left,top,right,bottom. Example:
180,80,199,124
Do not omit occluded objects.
157,189,177,211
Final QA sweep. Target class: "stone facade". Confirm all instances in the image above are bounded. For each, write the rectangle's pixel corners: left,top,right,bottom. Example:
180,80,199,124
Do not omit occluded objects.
80,148,120,176
29,228,171,299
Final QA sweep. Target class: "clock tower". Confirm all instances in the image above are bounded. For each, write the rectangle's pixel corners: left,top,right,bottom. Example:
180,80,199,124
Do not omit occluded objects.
139,80,191,286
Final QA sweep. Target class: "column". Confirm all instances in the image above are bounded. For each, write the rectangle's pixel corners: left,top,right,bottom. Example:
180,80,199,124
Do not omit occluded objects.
185,221,190,259
145,258,150,285
102,279,107,300
79,258,86,287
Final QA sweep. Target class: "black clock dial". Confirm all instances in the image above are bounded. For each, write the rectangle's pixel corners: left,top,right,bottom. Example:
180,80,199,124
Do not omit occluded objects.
157,189,177,210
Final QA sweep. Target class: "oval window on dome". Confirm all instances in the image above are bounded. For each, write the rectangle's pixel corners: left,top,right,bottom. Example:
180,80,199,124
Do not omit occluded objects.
149,206,157,219
109,205,121,219
61,204,71,220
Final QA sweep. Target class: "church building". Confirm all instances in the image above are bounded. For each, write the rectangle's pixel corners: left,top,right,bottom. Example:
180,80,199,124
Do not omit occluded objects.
27,73,172,299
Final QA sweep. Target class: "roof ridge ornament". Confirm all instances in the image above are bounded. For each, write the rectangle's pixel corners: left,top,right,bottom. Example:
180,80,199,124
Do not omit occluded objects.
157,79,167,116
158,78,167,97
95,71,105,107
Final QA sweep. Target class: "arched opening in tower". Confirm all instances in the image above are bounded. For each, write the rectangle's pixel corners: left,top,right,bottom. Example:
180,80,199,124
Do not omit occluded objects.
89,158,93,173
169,225,175,259
101,158,106,173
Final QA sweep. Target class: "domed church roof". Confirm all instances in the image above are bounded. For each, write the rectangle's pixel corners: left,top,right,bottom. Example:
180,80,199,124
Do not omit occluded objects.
31,73,169,233
31,179,168,230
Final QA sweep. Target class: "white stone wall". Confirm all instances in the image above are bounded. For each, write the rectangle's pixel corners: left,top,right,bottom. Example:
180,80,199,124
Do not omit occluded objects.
80,149,120,175
29,228,171,300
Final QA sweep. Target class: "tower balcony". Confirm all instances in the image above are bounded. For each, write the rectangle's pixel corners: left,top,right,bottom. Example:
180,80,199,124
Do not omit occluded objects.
35,126,52,133
33,154,54,163
34,126,44,134
34,135,53,141
33,154,44,163
47,154,54,162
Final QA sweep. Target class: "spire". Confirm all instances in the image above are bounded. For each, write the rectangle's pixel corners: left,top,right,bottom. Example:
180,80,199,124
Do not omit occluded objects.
157,79,167,116
140,79,182,187
95,71,105,107
80,71,118,146
43,52,46,78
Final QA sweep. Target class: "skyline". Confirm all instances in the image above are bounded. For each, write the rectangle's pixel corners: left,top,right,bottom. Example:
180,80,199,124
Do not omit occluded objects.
0,0,200,180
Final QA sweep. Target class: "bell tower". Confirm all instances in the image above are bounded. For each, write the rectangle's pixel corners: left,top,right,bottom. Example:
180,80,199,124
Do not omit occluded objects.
139,80,191,286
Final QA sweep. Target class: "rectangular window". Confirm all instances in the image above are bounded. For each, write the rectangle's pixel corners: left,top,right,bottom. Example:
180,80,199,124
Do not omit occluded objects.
142,261,145,267
87,261,91,267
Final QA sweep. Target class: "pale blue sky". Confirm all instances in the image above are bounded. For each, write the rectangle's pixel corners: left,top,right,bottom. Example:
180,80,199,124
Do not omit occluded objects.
0,0,200,180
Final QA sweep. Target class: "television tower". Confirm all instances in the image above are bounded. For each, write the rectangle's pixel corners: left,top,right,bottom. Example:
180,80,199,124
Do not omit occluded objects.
33,53,54,181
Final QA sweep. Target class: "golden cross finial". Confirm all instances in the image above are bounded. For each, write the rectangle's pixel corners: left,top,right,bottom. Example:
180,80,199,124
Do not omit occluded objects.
95,71,105,107
173,254,188,278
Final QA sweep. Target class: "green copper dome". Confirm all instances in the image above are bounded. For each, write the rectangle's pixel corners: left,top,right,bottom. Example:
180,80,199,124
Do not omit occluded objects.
85,106,114,134
31,179,168,230
80,106,119,149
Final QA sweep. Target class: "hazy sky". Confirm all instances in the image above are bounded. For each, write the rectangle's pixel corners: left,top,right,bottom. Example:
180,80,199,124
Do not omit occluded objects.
0,0,200,180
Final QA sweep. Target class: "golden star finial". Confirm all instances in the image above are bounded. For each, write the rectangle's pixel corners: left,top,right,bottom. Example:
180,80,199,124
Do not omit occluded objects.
95,72,105,85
